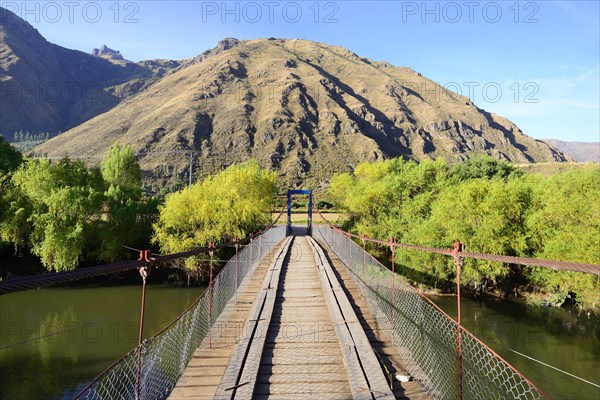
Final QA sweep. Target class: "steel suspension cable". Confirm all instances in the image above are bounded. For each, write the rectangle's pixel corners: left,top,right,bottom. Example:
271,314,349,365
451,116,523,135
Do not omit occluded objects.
0,206,286,296
314,206,600,276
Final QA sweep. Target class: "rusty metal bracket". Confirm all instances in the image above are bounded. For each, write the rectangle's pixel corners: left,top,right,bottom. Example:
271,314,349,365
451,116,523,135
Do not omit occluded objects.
138,250,155,264
450,241,465,400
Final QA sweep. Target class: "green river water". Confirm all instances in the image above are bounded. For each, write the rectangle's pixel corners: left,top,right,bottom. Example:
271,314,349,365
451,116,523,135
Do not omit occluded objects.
431,296,599,400
0,283,598,399
0,282,204,399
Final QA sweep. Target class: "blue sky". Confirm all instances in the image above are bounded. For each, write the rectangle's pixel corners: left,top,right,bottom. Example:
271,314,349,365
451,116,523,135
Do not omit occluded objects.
4,0,599,142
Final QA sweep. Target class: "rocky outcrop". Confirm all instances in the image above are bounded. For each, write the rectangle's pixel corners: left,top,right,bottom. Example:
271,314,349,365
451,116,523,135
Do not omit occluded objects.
92,45,125,61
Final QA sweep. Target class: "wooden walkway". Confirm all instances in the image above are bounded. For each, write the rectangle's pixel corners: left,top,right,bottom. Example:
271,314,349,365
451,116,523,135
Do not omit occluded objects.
253,236,353,399
169,235,431,400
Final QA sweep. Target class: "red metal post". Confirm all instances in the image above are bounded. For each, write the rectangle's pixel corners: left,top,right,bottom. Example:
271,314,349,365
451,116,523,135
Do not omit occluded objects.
208,242,215,348
390,238,396,331
451,241,465,400
135,250,153,400
361,234,366,278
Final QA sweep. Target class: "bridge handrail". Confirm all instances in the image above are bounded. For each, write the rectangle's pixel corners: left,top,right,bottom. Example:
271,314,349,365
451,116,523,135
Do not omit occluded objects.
73,224,286,399
314,208,599,276
0,207,286,296
313,224,551,399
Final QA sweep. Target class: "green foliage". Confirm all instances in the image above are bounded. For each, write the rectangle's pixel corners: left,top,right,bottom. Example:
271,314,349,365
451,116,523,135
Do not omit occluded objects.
153,160,276,268
0,137,23,174
0,181,32,252
329,158,600,310
525,166,600,308
0,145,151,272
9,158,104,271
410,178,532,285
98,144,144,261
447,155,522,182
101,144,142,196
330,158,447,240
316,200,333,210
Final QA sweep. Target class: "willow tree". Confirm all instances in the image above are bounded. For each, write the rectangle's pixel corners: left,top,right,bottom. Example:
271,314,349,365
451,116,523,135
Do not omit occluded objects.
152,160,277,268
0,139,25,251
525,165,600,309
8,158,104,271
98,144,144,261
0,137,23,174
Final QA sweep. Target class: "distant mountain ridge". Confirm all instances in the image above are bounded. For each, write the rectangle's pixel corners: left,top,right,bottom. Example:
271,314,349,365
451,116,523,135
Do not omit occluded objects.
0,7,241,140
33,38,570,187
1,7,571,187
543,140,599,163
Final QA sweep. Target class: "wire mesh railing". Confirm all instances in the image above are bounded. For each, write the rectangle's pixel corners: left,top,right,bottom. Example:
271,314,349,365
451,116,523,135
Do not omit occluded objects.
313,225,548,400
75,226,286,400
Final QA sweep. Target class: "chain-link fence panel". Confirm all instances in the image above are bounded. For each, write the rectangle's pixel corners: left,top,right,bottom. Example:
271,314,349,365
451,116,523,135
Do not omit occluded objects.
76,226,286,400
313,225,546,400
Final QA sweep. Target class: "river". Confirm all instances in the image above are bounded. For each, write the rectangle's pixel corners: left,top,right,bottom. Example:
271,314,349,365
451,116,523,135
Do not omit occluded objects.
1,282,598,399
0,281,204,399
431,295,600,400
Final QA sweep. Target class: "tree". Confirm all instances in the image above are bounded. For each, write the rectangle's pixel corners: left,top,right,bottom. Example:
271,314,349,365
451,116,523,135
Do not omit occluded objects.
8,158,104,271
328,158,447,239
408,178,532,286
101,144,142,196
447,155,522,182
0,181,32,253
328,156,600,310
0,138,25,248
152,160,277,268
98,144,144,261
0,137,23,174
525,166,600,308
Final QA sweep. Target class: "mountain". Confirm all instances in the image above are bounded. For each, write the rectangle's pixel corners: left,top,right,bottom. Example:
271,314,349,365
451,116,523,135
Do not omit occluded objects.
543,140,599,163
0,7,254,142
92,45,125,61
35,37,569,186
1,8,569,185
0,7,162,139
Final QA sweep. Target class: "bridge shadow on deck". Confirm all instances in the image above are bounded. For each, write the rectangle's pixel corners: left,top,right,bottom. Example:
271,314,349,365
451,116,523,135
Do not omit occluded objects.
256,236,353,399
288,225,309,236
316,241,412,400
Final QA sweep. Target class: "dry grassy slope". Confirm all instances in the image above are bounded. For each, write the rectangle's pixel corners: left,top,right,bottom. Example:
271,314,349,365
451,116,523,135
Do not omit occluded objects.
0,7,157,137
36,38,569,186
542,139,599,163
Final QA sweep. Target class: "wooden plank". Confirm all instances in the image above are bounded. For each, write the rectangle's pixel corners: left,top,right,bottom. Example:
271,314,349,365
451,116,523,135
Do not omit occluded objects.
256,372,348,384
254,236,354,399
214,236,293,400
168,239,288,400
253,394,352,400
308,236,396,400
307,237,374,400
315,237,434,400
254,382,352,395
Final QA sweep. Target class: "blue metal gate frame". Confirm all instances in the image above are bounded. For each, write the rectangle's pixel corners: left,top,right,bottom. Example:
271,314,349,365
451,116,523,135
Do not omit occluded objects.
286,189,312,235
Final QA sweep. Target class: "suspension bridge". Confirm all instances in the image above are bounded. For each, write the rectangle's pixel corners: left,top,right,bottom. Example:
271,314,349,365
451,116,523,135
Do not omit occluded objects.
1,190,598,400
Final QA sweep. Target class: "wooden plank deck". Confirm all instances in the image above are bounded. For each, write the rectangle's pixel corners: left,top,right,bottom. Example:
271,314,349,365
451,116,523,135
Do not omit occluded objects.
314,238,433,400
169,234,432,400
168,243,285,400
254,236,354,399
